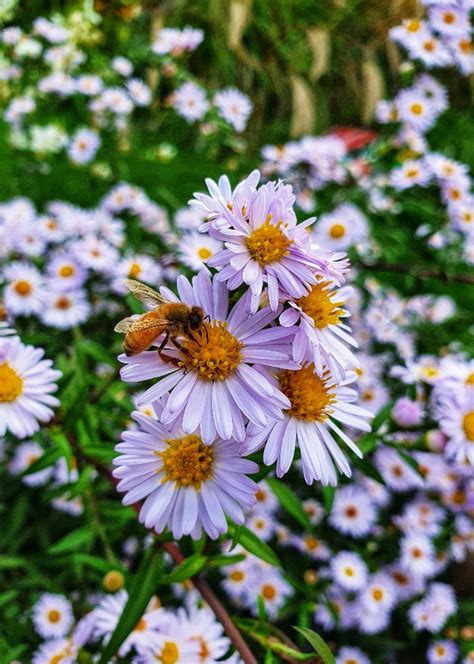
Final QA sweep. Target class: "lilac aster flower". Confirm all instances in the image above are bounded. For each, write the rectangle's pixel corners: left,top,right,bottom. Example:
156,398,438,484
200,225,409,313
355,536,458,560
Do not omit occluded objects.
280,278,357,380
113,410,258,539
243,364,372,486
119,271,296,444
190,172,325,311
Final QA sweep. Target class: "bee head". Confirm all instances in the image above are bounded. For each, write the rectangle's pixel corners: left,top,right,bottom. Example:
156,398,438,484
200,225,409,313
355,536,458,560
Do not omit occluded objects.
189,306,205,330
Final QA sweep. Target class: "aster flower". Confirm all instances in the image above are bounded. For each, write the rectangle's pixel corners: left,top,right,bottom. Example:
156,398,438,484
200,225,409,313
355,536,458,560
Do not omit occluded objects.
40,289,90,329
93,590,164,656
113,409,258,539
400,534,436,578
119,271,296,443
135,609,201,663
0,336,61,438
330,551,368,591
280,278,358,379
311,203,369,251
214,88,252,132
243,364,372,486
360,572,397,615
173,82,209,122
46,254,87,290
329,484,377,537
2,261,44,316
68,128,100,164
435,390,474,464
193,172,323,311
9,440,53,486
395,88,439,132
427,640,459,664
178,231,223,273
32,638,77,664
32,593,73,639
336,646,371,664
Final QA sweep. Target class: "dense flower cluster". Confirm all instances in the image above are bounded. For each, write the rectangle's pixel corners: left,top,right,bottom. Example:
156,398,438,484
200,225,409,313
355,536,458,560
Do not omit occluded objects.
0,11,252,162
115,172,372,539
30,589,242,663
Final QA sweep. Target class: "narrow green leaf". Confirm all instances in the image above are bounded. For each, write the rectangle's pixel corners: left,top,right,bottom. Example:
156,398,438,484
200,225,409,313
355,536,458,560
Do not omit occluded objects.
0,556,27,569
21,447,61,476
48,525,95,555
159,553,207,584
267,478,310,528
372,401,394,431
257,594,267,622
294,626,335,664
228,523,280,567
321,486,335,514
99,547,163,663
206,553,246,568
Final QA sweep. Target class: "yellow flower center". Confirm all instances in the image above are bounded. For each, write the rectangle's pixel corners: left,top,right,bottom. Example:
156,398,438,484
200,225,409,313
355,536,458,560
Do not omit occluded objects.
421,366,439,379
443,12,455,24
372,588,383,601
463,412,474,441
261,583,277,600
465,372,474,385
459,39,472,54
14,280,32,296
178,322,242,381
296,281,343,329
158,435,214,489
410,103,423,115
436,646,447,656
160,641,179,664
230,570,244,582
329,223,346,239
59,265,74,277
48,609,61,623
0,363,23,402
406,19,420,32
129,262,142,277
198,247,212,260
278,364,335,422
344,567,354,577
406,168,419,178
246,219,292,267
305,536,319,551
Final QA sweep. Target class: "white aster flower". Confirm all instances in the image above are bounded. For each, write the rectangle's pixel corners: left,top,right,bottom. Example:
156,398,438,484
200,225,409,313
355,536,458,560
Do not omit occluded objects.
32,593,74,639
0,337,61,438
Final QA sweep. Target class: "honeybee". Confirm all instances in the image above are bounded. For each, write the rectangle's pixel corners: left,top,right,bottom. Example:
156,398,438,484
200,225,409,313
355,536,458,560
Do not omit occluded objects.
114,279,207,362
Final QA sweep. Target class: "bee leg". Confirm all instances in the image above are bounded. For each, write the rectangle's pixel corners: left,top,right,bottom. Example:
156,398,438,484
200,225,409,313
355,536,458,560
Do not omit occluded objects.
157,332,181,368
170,336,191,355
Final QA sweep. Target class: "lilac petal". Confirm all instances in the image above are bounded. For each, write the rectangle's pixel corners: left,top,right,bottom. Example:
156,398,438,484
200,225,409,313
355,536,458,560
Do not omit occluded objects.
176,274,195,305
138,370,182,405
226,374,267,426
236,364,273,397
166,371,197,415
212,382,233,440
182,380,209,432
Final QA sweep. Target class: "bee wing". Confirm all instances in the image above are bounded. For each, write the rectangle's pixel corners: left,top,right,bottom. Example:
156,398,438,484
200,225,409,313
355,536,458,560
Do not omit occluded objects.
114,315,143,333
124,279,169,308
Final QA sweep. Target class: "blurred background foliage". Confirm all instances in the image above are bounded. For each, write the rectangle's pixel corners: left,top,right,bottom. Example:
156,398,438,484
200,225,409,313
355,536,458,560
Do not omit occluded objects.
4,0,474,207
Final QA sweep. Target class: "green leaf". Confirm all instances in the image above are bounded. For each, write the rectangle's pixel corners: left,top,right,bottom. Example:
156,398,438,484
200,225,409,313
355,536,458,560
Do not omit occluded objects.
159,553,207,584
266,478,310,528
50,428,73,468
227,522,280,567
99,547,163,663
294,627,335,664
0,556,27,569
321,486,335,514
21,447,61,476
206,553,246,568
373,401,394,430
48,525,95,555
